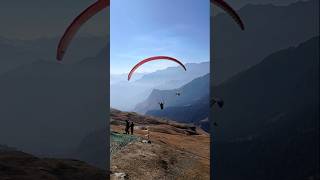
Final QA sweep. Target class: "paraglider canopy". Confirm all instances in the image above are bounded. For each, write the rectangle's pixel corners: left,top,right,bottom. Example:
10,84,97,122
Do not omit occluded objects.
57,0,108,61
212,0,244,30
128,56,187,81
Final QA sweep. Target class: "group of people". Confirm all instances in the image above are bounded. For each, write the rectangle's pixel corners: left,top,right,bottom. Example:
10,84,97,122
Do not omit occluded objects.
125,120,134,135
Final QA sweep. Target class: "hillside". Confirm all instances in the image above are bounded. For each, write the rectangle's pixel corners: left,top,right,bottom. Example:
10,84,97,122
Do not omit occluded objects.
211,37,319,179
146,95,210,131
144,36,319,139
110,109,210,179
212,0,319,84
140,74,210,131
213,36,319,140
0,47,109,166
135,74,209,114
0,148,106,180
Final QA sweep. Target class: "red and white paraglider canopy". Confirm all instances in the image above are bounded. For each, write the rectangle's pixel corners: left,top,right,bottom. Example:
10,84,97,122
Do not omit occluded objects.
127,56,187,81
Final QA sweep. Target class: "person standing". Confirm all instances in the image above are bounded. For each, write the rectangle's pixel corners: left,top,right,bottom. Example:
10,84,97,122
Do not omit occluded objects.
125,120,130,134
130,122,134,135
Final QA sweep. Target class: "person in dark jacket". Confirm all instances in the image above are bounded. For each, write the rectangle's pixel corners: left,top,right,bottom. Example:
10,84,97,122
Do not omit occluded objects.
130,122,134,135
125,120,130,134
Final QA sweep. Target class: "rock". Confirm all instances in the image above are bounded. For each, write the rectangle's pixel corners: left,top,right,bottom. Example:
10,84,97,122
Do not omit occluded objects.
111,172,128,180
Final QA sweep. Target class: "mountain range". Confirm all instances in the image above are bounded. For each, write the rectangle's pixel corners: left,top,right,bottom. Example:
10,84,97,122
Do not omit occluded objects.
144,35,319,133
0,46,109,166
212,0,319,84
0,36,106,74
110,61,209,111
212,36,319,180
139,74,209,118
143,34,319,179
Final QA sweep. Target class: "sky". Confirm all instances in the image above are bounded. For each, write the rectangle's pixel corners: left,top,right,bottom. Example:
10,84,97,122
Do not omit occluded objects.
0,0,106,40
0,0,299,40
110,0,210,74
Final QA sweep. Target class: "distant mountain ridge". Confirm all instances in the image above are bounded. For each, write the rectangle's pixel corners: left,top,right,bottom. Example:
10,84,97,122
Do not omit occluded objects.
135,73,209,114
0,45,109,166
213,0,300,11
145,36,319,135
212,36,319,180
135,61,209,89
212,36,319,140
0,36,106,74
111,61,209,111
212,0,319,84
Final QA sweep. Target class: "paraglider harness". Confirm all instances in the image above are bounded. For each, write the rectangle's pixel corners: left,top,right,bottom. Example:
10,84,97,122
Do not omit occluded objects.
159,102,164,110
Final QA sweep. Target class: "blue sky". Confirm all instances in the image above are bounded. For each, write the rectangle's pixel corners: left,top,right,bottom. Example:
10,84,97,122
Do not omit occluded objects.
111,0,210,74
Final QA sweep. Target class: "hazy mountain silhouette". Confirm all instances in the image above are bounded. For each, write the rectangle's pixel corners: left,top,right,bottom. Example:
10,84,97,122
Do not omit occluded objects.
212,0,319,84
0,46,108,167
213,0,300,11
111,62,209,111
0,36,106,74
136,73,209,114
110,73,145,85
212,36,318,140
211,36,319,179
135,62,209,89
0,37,36,74
145,36,319,139
146,95,209,128
74,129,107,169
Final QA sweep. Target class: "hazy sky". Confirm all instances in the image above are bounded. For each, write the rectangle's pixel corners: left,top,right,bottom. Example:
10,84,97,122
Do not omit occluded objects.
110,0,210,74
0,0,106,40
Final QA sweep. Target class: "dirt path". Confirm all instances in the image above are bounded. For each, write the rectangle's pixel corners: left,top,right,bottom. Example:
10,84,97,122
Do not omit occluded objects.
111,140,209,180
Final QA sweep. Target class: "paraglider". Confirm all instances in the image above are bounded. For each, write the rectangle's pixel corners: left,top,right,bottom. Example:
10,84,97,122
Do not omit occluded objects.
159,102,165,110
211,97,224,108
57,0,244,61
127,56,187,81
